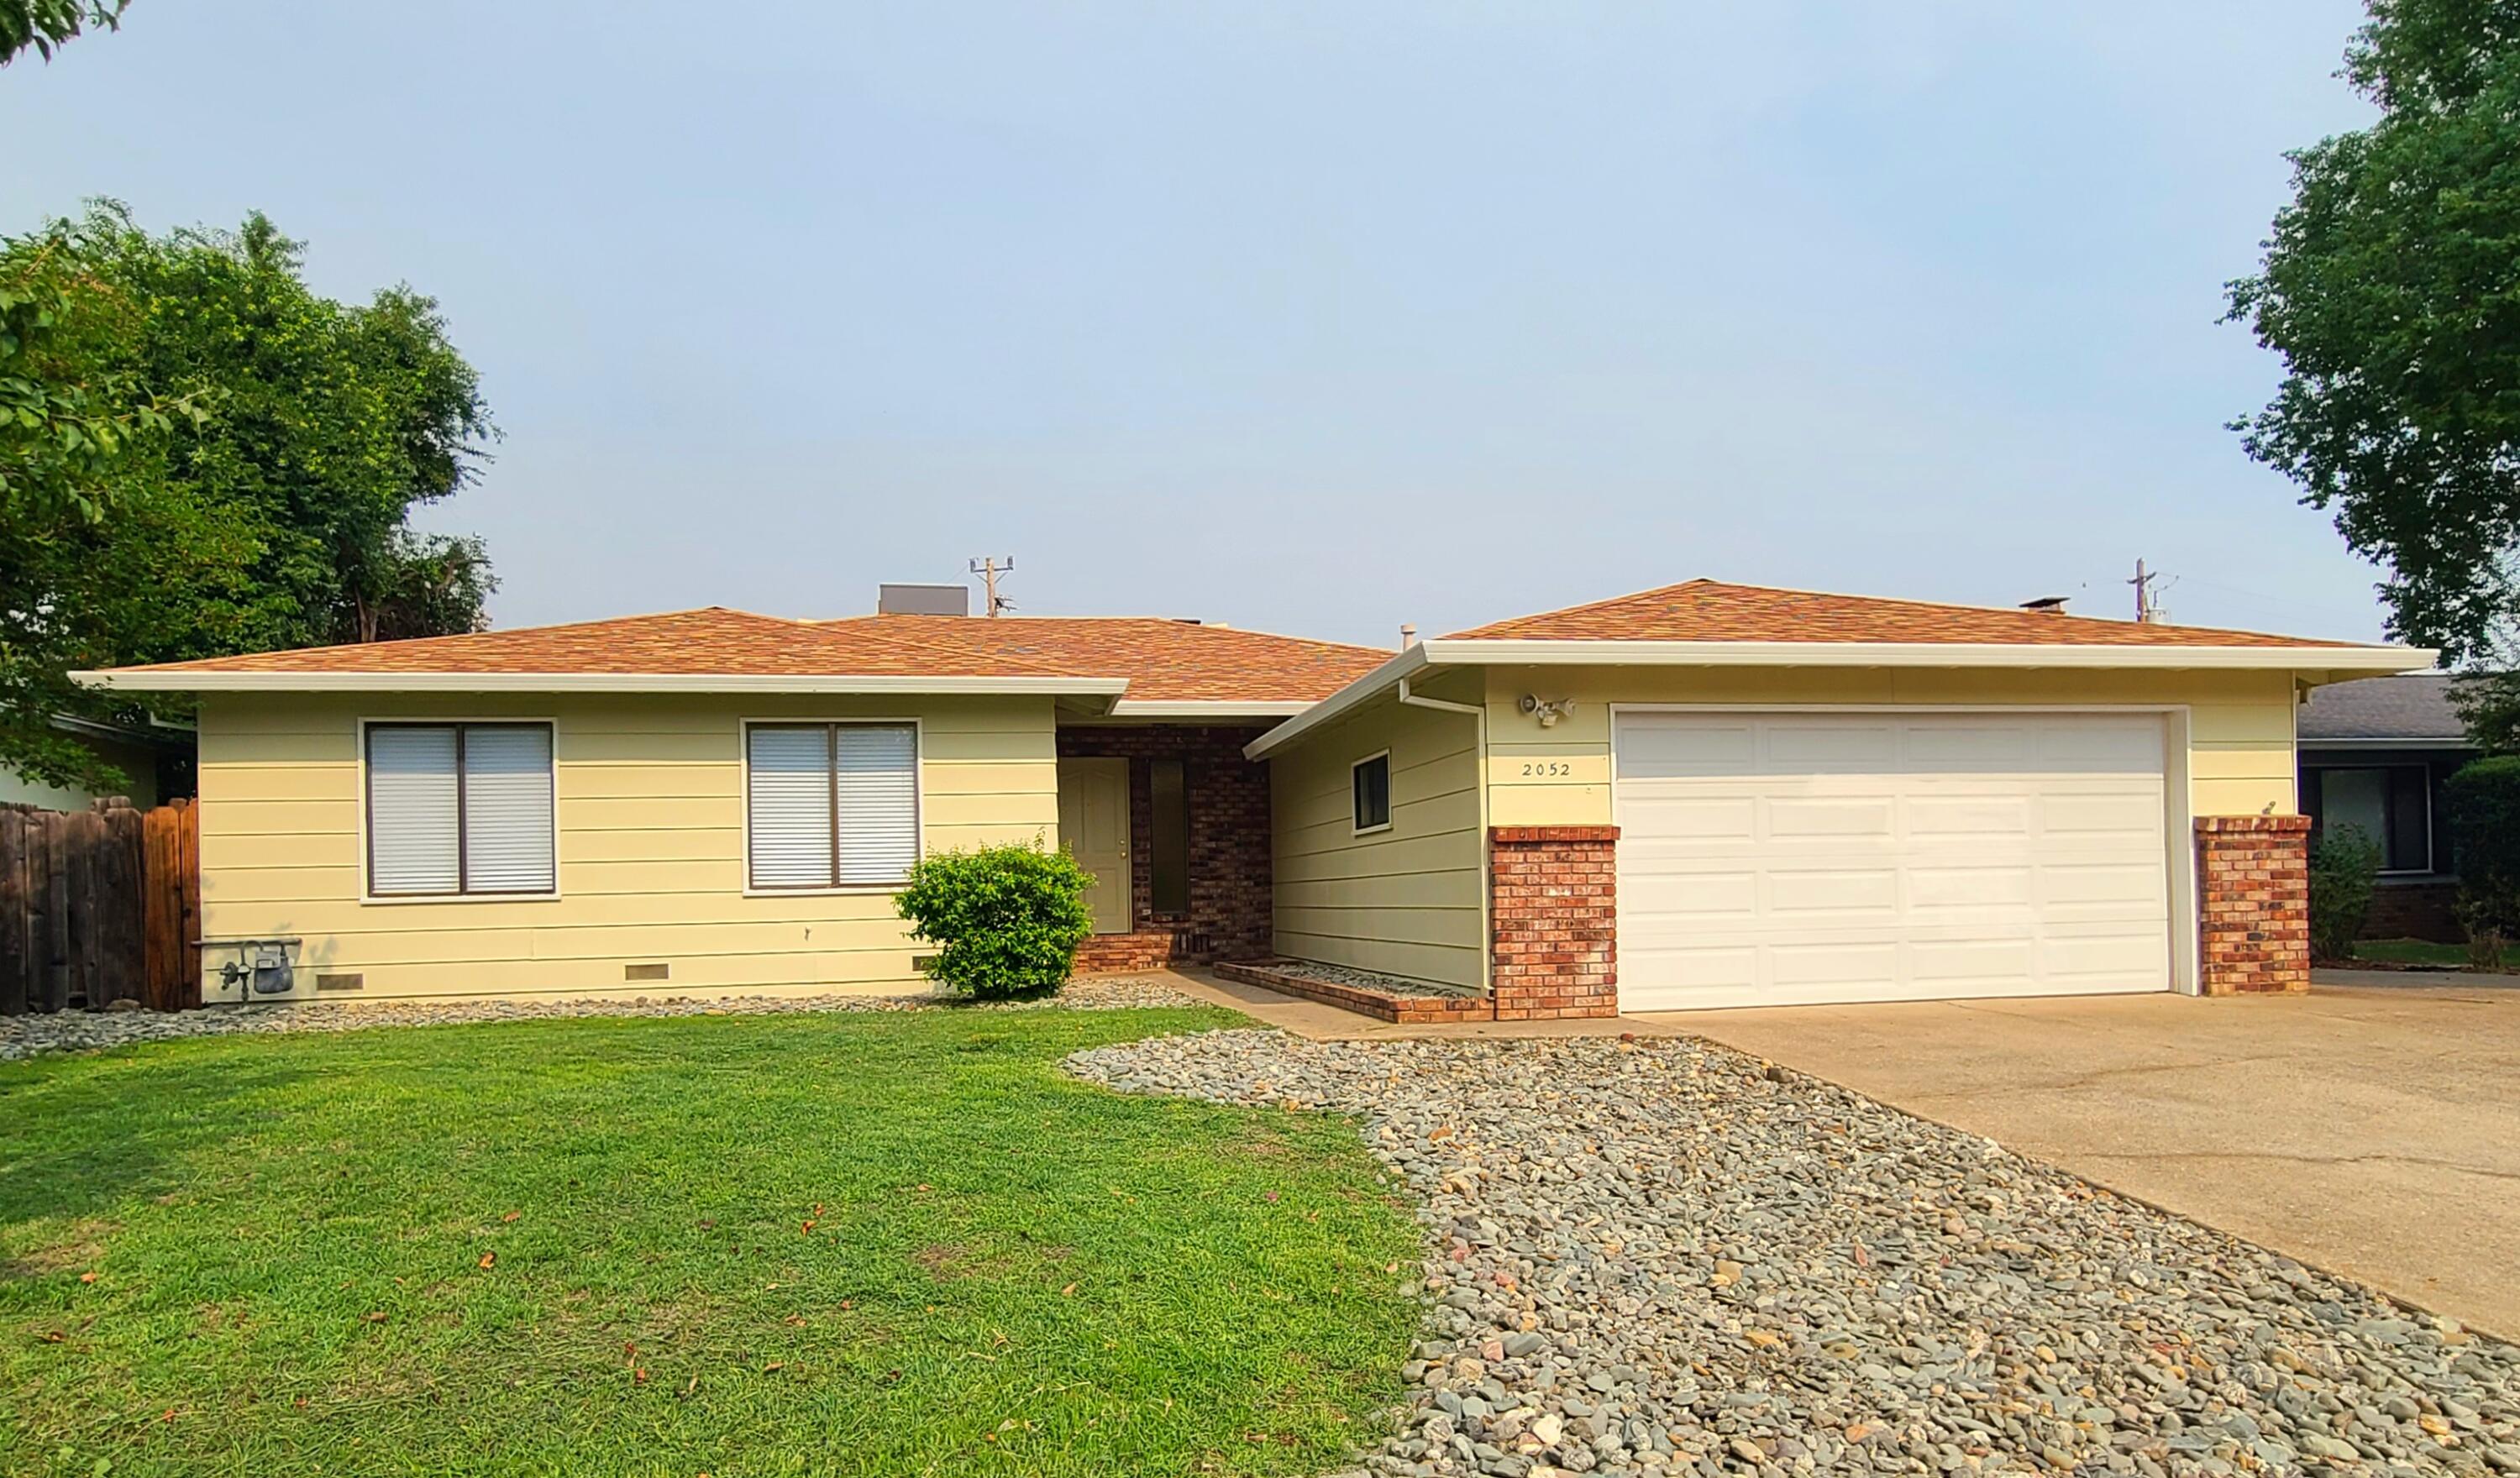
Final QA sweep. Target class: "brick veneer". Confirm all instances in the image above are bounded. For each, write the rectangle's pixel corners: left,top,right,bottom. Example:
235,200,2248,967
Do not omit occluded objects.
1056,726,1272,973
1488,825,1620,1020
2195,815,2312,994
2365,879,2460,945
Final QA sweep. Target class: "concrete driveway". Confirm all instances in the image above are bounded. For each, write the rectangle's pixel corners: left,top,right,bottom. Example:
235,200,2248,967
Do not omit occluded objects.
1664,976,2520,1339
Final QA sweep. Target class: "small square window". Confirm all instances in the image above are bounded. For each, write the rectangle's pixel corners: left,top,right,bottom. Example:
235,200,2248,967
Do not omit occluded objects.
1352,752,1392,834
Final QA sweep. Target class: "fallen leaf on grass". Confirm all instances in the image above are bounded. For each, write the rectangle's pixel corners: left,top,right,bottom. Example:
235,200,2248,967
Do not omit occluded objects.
78,1272,97,1284
363,1312,387,1324
501,1211,521,1224
1060,1282,1077,1297
478,1253,496,1270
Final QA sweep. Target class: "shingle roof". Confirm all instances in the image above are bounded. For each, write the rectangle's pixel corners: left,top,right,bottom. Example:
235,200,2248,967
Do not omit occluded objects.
96,606,1390,704
811,616,1389,703
1443,579,2368,649
2297,674,2470,743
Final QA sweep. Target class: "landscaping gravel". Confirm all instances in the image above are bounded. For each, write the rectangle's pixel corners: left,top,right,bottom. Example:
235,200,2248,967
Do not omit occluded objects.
0,973,1201,1061
1068,1029,2520,1478
1259,959,1488,999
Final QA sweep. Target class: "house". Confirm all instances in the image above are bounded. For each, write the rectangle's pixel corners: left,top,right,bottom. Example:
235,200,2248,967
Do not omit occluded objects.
2297,673,2472,944
0,714,196,811
77,579,2428,1014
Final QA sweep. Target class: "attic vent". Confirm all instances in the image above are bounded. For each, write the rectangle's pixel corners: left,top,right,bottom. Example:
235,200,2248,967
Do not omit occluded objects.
314,972,365,993
623,962,672,982
2019,595,2069,616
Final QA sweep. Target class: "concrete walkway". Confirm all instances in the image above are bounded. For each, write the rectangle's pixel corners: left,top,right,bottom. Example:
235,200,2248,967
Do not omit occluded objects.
1670,982,2520,1339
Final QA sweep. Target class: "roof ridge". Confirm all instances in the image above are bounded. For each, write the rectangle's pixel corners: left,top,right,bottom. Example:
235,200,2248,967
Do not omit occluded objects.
1446,578,2371,647
842,611,1393,657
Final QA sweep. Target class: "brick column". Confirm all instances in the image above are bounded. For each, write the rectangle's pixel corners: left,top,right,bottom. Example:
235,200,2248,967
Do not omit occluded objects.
1488,825,1620,1020
2194,815,2311,995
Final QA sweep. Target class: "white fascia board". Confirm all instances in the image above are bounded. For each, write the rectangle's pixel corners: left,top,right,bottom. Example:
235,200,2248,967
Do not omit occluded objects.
1245,646,1431,761
1418,638,2438,673
70,670,1132,697
1107,700,1313,719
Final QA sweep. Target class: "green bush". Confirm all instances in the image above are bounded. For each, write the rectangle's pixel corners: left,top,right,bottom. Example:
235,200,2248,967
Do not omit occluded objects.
2445,756,2520,967
2307,824,2381,964
895,841,1095,1000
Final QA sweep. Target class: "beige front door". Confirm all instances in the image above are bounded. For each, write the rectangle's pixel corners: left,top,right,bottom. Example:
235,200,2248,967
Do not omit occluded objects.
1057,757,1132,934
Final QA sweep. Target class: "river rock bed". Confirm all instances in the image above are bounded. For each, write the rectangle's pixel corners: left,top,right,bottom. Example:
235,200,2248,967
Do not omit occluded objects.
1066,1029,2520,1478
0,973,1202,1061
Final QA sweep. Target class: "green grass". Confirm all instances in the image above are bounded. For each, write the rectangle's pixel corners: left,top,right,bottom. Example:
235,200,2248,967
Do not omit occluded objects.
0,1006,1423,1477
2352,936,2472,967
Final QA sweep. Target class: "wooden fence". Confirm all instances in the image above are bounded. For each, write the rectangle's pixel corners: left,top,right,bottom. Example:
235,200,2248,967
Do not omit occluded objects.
0,799,201,1014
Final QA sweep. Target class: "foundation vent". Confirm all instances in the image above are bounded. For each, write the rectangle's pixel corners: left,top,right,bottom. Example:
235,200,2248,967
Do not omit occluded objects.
314,972,365,993
623,962,672,983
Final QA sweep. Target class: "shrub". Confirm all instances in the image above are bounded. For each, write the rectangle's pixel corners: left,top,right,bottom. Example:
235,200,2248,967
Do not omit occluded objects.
2445,756,2520,967
895,841,1095,1000
2307,824,2381,964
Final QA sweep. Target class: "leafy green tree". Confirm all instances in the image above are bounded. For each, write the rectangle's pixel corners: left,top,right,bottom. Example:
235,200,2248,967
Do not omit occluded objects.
2228,0,2520,668
0,204,498,792
0,0,125,66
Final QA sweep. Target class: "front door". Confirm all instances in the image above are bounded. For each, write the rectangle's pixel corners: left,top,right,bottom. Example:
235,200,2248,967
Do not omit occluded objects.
1057,757,1132,934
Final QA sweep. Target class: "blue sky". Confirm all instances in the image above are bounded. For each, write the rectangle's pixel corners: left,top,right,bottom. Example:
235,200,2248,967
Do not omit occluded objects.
3,1,2390,647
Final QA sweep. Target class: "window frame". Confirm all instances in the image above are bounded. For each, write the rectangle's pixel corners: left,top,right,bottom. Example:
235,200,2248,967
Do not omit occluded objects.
360,718,560,904
2310,760,2436,877
740,717,926,895
1351,749,1394,836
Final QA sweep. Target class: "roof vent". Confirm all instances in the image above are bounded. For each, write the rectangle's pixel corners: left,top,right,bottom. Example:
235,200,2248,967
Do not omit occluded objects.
2019,596,2069,616
878,584,969,616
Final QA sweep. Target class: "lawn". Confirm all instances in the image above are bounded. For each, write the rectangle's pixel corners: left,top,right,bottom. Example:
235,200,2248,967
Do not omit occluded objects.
2351,936,2473,968
0,1005,1423,1477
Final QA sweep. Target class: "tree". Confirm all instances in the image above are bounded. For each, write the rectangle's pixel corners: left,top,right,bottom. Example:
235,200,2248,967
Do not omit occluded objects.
2228,0,2520,668
1,0,126,66
0,204,498,791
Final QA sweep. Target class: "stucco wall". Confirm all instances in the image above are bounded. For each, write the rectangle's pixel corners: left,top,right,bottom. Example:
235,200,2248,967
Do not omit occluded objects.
1267,672,1485,990
1479,665,2302,825
194,691,1059,1002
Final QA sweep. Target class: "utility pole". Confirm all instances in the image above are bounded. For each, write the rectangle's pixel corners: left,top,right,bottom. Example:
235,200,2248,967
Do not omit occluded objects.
970,557,1015,617
2129,558,2161,623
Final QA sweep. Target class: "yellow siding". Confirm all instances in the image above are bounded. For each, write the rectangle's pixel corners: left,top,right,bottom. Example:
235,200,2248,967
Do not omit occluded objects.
194,691,1059,1002
1267,688,1485,990
1478,665,2302,825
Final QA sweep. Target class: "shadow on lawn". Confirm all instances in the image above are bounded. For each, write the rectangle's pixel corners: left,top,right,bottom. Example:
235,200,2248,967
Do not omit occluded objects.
0,1046,332,1247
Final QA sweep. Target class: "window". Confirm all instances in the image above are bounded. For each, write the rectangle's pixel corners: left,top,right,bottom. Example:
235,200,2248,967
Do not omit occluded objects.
2313,764,2432,874
747,723,920,888
365,723,555,897
1149,757,1189,915
1352,751,1392,834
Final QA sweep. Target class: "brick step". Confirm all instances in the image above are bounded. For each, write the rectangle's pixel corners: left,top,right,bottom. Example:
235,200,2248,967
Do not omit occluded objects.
1214,961,1494,1025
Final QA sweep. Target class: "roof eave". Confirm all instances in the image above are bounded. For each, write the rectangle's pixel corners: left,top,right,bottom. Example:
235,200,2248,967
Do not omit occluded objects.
1106,699,1316,719
70,670,1132,697
1245,646,1433,760
1420,638,2437,673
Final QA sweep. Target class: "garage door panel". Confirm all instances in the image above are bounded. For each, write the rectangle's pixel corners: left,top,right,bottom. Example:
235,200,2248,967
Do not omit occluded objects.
1615,723,1756,778
2039,790,2164,836
1767,796,1896,838
1618,794,1756,841
1906,794,2035,838
1907,863,2035,911
1614,710,2172,1010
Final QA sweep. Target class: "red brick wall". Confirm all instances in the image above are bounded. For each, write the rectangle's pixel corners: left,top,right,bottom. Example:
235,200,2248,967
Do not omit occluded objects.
1057,726,1272,972
1488,825,1620,1019
2195,815,2311,994
2365,879,2460,944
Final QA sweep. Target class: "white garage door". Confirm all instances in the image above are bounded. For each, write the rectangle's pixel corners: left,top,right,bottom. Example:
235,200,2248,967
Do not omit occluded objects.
1614,710,2172,1010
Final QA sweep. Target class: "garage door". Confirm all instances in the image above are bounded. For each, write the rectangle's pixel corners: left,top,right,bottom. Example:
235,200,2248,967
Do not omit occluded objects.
1614,711,2172,1010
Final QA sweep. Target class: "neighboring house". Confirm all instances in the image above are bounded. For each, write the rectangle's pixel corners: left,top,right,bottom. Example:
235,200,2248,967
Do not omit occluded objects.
2297,673,2472,944
0,714,196,811
78,579,2426,1014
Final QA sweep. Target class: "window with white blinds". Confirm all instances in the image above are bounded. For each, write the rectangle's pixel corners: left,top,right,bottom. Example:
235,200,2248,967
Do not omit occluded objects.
747,723,920,888
365,723,556,897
